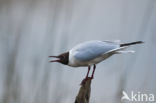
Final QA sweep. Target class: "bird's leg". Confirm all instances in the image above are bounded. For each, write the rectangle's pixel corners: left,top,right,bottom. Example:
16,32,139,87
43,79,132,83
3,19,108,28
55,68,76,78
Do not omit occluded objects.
81,66,91,85
91,64,96,79
85,66,91,78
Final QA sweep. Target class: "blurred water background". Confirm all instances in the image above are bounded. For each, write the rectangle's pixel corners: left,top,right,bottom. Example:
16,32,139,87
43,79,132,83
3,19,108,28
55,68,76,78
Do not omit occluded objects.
0,0,156,103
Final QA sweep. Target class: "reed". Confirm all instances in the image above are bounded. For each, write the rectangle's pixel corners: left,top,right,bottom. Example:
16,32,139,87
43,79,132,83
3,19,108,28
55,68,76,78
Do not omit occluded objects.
75,78,92,103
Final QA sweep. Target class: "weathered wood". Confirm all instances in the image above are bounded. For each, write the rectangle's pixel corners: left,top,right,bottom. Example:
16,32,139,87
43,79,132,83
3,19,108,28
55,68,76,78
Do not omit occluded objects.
75,78,92,103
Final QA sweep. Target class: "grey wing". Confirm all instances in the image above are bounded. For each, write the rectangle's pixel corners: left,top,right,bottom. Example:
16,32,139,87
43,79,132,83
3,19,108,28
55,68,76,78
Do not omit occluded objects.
73,41,119,61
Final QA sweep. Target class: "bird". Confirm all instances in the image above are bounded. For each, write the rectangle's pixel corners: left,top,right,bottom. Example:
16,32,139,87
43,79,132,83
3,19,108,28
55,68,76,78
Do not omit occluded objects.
49,40,143,84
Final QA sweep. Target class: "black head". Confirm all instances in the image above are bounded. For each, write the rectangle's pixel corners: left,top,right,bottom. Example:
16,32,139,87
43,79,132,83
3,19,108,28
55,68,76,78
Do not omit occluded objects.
49,52,69,65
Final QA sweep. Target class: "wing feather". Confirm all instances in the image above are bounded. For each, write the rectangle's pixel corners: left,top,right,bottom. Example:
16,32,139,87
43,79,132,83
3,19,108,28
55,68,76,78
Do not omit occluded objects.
72,40,119,61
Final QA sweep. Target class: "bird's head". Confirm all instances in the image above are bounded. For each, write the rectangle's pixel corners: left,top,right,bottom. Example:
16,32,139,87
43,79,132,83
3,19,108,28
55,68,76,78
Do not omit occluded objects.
49,52,69,65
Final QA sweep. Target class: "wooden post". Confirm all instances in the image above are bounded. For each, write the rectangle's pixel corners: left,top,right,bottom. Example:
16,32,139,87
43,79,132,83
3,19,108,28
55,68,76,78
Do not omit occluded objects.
75,78,92,103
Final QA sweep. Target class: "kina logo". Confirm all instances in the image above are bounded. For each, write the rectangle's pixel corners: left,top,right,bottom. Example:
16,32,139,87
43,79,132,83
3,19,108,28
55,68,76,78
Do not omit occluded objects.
121,91,154,102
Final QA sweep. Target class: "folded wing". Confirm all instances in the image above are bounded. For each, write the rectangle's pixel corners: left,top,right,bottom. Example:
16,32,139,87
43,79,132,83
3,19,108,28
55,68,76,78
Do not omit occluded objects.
72,40,119,61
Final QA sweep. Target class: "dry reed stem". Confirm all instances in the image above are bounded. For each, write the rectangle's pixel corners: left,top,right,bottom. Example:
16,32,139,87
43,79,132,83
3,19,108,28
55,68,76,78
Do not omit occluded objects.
75,78,92,103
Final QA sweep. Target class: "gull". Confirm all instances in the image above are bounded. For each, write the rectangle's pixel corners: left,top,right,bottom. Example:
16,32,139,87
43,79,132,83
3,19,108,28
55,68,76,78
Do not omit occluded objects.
49,40,143,83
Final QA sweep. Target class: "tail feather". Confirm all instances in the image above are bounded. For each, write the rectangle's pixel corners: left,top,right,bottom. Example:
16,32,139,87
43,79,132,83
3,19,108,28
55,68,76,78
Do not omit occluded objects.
120,41,143,47
115,50,135,54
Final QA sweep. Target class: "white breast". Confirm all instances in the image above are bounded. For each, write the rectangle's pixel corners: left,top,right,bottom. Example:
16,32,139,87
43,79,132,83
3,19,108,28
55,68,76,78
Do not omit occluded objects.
68,50,87,67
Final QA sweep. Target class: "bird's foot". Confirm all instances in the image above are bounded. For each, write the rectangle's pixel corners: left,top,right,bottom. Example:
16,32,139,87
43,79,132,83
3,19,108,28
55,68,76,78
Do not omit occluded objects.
80,77,92,85
91,76,94,79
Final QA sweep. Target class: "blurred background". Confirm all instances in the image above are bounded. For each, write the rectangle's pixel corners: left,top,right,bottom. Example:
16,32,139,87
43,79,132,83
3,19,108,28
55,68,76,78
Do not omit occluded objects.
0,0,156,103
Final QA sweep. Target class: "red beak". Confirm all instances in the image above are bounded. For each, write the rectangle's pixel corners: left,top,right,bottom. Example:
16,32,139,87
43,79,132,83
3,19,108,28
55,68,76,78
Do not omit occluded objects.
49,56,61,62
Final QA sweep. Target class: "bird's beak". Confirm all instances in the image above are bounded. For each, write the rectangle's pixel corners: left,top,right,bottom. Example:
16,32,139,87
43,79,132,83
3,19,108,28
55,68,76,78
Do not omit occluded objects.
49,56,61,62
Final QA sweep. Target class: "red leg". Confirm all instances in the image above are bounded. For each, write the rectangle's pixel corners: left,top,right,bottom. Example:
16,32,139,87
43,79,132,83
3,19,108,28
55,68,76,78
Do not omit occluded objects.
81,66,91,85
86,66,91,78
91,64,96,79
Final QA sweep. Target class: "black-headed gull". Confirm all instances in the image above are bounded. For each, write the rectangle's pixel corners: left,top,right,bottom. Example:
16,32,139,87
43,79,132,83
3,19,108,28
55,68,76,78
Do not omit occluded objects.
49,40,143,82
